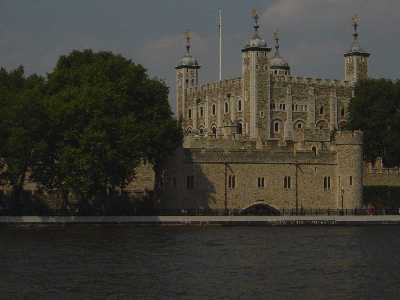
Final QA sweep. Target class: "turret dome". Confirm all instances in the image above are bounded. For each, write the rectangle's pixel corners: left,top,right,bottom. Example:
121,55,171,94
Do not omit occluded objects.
179,54,198,67
270,30,290,73
176,32,200,69
242,10,270,52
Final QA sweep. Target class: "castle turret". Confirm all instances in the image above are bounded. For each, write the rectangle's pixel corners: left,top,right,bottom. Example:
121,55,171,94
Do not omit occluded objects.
176,32,201,120
242,10,271,140
344,15,370,83
334,131,364,209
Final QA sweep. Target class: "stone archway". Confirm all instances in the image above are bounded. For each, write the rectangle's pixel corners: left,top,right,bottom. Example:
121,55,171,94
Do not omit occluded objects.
241,201,280,216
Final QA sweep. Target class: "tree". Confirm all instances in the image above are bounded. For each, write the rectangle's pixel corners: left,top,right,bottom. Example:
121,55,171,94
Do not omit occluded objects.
0,67,48,209
34,50,181,211
349,79,400,166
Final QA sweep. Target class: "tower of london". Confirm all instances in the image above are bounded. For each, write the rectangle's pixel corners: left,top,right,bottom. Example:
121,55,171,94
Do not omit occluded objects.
159,13,370,212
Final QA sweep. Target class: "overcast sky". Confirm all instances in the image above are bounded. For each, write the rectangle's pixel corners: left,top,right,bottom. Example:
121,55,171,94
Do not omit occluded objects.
0,0,399,112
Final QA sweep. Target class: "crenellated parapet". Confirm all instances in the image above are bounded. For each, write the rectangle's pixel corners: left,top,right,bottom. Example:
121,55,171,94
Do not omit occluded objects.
186,78,242,97
334,130,363,145
272,75,352,88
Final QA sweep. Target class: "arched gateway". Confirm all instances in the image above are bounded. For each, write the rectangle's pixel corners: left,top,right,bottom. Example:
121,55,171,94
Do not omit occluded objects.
241,201,280,216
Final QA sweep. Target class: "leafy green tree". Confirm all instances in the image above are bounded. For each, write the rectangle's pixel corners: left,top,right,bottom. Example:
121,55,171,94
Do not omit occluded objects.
0,67,48,208
35,50,181,211
349,79,400,166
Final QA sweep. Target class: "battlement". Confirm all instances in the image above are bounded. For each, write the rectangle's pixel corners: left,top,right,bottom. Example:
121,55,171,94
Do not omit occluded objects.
187,78,242,96
272,75,351,88
334,130,363,145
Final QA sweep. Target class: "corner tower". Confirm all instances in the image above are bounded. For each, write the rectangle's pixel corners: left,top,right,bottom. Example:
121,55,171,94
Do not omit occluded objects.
344,15,370,83
176,32,200,120
242,10,271,140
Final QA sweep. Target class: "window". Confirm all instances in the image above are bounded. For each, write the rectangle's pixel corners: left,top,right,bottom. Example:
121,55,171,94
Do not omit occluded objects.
200,107,204,117
212,126,217,136
341,108,345,117
274,122,280,133
238,99,242,112
297,123,303,129
228,175,236,189
188,109,192,119
284,176,291,189
260,111,265,118
324,176,331,191
257,177,265,188
186,176,194,190
312,146,317,157
224,102,229,113
349,176,353,186
212,104,216,116
319,106,324,115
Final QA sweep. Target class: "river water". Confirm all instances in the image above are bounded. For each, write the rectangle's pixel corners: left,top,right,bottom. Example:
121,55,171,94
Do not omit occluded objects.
0,225,399,300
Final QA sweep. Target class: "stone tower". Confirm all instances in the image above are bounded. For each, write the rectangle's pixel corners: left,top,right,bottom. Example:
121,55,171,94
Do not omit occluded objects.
241,10,271,140
344,15,370,83
176,32,200,121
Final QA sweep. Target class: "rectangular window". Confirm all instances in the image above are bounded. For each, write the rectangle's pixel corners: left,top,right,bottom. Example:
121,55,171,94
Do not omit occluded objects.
284,176,291,189
186,176,194,190
349,176,353,186
200,107,204,117
324,176,331,191
228,175,236,189
238,100,242,112
257,177,265,188
212,104,216,115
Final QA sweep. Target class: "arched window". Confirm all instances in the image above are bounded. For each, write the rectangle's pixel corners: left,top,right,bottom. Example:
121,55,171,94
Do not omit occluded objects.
224,102,229,114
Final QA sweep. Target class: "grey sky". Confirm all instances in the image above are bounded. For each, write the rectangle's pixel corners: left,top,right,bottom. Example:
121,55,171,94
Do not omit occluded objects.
0,0,399,112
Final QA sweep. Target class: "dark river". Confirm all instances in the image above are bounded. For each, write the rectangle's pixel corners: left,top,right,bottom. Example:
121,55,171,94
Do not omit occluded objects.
0,225,399,300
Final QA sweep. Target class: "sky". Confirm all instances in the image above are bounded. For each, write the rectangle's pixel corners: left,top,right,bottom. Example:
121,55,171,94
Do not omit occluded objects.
0,0,399,112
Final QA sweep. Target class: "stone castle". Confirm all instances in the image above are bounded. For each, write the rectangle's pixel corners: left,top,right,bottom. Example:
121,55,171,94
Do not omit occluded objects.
157,13,371,211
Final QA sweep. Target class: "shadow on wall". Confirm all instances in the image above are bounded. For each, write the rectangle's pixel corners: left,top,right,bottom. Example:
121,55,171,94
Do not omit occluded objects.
160,148,218,211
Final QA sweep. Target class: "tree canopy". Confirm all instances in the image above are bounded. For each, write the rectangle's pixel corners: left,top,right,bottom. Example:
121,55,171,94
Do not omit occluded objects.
0,50,182,212
349,79,400,167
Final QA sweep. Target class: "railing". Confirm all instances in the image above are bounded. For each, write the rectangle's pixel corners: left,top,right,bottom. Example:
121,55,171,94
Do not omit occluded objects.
1,208,400,217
